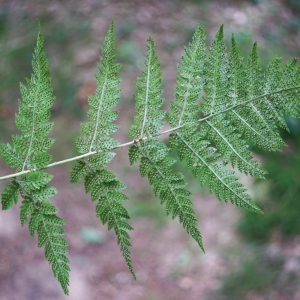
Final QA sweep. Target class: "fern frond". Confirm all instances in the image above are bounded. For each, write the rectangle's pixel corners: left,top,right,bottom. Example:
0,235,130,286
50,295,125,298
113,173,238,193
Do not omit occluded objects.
129,36,204,251
0,29,70,294
200,25,227,116
71,19,136,278
166,23,300,216
1,21,300,292
88,169,136,278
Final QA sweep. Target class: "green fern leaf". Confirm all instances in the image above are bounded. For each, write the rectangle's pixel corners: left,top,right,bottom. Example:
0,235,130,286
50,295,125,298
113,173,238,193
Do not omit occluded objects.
0,29,70,295
129,36,204,252
71,19,136,279
227,41,285,151
129,36,165,139
167,25,263,214
94,174,136,278
199,25,227,116
167,25,206,129
74,20,121,154
0,31,55,172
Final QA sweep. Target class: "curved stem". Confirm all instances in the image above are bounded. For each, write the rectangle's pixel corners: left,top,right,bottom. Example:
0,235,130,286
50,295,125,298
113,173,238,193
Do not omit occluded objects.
1,85,299,181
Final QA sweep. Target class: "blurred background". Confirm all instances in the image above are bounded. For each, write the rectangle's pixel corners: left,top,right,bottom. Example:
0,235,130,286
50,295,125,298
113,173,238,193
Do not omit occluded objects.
0,0,300,299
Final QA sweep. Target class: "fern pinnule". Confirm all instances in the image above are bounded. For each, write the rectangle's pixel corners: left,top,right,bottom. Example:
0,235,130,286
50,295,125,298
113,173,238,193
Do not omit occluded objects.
71,19,136,279
1,179,20,210
129,36,204,251
0,29,70,295
0,31,55,174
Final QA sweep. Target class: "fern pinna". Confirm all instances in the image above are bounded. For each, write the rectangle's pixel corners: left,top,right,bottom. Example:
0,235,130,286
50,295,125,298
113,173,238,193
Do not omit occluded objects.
70,20,136,279
0,20,299,295
167,25,263,214
0,31,70,294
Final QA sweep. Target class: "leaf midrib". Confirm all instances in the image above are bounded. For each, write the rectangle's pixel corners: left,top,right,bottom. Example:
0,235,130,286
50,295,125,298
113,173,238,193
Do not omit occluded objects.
141,51,152,137
22,71,40,171
89,74,108,152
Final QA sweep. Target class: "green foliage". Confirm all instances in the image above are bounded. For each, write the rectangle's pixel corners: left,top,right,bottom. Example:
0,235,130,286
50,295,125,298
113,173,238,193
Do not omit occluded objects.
28,201,70,295
70,20,136,279
167,26,263,213
129,37,204,252
0,30,69,294
0,20,300,295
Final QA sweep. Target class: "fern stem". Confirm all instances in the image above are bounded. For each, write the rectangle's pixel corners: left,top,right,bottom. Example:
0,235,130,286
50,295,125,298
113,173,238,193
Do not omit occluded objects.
1,85,299,181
